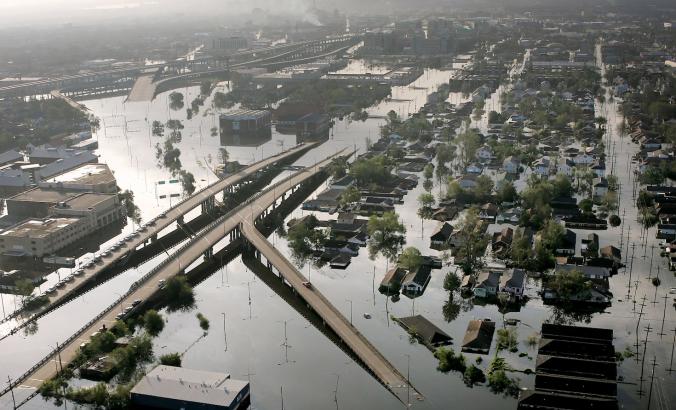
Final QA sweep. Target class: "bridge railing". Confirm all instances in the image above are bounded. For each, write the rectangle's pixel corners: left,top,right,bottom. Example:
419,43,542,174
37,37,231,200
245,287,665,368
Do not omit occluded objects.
167,143,306,212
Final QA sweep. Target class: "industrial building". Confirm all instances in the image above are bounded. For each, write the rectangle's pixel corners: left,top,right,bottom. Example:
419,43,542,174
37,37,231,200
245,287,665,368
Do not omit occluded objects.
38,163,117,193
0,217,88,257
51,193,123,227
130,365,250,410
6,188,81,219
219,109,271,139
0,192,122,257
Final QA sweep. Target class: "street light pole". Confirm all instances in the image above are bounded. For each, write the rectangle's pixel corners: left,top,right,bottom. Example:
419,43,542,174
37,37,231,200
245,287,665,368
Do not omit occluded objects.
346,299,352,325
226,312,228,352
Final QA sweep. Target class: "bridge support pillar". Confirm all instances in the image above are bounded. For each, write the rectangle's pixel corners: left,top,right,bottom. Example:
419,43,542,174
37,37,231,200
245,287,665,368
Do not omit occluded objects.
203,247,214,261
201,196,215,213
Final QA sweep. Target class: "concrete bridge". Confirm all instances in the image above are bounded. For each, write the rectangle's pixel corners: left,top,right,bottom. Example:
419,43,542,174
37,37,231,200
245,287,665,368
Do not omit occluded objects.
1,148,419,407
0,36,360,100
0,143,314,339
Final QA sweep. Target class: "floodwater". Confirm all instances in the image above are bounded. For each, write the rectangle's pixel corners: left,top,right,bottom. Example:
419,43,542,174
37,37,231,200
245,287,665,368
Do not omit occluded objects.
0,54,674,410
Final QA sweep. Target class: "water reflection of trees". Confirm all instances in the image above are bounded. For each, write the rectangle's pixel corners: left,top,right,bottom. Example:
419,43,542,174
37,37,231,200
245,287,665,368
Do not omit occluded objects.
442,294,473,323
545,305,598,325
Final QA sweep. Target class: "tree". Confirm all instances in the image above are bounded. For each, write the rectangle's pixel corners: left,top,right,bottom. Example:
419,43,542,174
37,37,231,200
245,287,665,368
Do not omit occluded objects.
496,181,518,204
119,190,141,225
417,192,435,234
434,347,466,373
349,155,393,188
200,81,212,96
510,230,535,270
14,279,35,305
464,364,486,387
165,276,195,311
218,147,229,164
454,208,488,274
579,198,593,214
533,219,565,270
159,353,182,367
196,313,210,331
328,157,348,178
143,310,164,336
169,92,184,110
473,175,494,202
287,215,326,261
496,328,518,351
399,247,423,272
443,271,461,292
552,174,573,198
339,186,361,206
639,167,665,185
424,164,434,180
609,215,621,227
367,212,406,265
457,130,481,166
548,269,592,298
179,170,196,195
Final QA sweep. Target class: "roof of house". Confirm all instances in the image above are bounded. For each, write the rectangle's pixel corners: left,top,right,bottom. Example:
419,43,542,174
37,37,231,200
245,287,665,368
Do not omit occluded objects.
397,315,452,346
499,268,525,289
461,319,495,351
541,323,614,344
555,263,611,278
380,267,407,288
0,149,22,165
562,229,576,246
402,264,432,288
600,245,621,260
538,338,615,361
476,270,501,288
431,222,453,241
492,227,513,245
536,355,617,380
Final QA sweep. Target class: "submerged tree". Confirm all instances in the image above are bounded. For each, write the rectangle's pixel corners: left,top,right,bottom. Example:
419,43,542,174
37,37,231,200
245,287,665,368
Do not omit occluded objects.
367,211,406,267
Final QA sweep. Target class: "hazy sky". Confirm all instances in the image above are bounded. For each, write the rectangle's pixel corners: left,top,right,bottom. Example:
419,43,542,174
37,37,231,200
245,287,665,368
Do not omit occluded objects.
0,0,328,27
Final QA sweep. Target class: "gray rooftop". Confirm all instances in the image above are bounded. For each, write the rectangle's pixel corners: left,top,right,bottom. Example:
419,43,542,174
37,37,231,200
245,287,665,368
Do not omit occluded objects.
131,365,249,408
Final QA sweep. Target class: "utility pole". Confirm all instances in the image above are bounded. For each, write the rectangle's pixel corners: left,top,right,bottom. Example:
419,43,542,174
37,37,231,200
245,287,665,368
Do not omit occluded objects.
221,312,227,352
248,282,252,320
280,386,285,410
638,323,652,396
56,341,63,373
372,266,376,307
647,356,657,410
647,244,655,279
627,243,636,300
635,296,647,360
333,374,340,410
667,328,676,373
7,376,16,410
659,293,669,337
619,208,625,249
624,227,631,266
652,266,660,305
